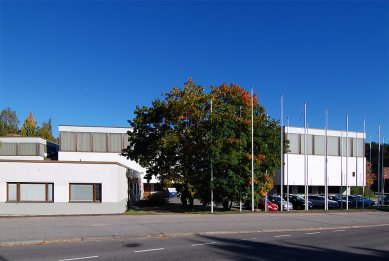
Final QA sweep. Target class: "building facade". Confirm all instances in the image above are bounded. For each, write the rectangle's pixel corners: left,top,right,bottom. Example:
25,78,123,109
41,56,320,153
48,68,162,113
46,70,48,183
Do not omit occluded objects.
0,125,158,216
273,126,366,195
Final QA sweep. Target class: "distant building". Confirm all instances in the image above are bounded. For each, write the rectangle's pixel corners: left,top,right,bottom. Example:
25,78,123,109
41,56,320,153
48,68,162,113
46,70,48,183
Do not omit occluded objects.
273,126,366,195
0,125,158,216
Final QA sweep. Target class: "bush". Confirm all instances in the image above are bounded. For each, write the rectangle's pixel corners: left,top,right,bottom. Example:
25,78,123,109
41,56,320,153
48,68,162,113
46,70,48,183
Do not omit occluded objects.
135,192,169,207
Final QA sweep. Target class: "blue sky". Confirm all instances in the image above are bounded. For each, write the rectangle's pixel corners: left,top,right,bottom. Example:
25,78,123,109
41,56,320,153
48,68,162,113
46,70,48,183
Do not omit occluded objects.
1,0,388,141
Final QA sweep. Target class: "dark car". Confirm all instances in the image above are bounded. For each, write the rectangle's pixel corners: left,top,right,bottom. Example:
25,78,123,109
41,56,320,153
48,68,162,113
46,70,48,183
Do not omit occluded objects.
287,194,313,210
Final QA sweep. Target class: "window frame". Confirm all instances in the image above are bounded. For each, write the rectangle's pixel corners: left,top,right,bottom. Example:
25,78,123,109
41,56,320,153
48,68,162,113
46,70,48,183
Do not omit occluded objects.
69,183,102,203
6,182,54,203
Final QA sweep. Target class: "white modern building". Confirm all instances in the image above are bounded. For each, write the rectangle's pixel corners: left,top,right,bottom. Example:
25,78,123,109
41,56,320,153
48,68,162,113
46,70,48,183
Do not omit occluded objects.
0,125,158,216
274,126,366,195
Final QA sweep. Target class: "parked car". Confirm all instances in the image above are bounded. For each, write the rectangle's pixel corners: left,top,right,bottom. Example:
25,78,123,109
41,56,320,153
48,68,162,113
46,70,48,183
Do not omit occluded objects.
269,195,293,211
378,194,389,205
288,194,313,210
258,199,279,211
356,195,376,206
308,195,338,208
329,195,351,208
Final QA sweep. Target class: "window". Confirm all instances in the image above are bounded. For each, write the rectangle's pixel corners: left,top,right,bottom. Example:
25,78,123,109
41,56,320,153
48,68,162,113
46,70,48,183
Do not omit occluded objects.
61,132,76,151
313,135,325,155
0,143,17,156
7,183,54,202
93,133,107,152
352,138,364,157
109,133,122,152
301,134,313,155
69,183,101,202
18,143,37,156
77,133,91,152
286,133,299,154
327,136,339,156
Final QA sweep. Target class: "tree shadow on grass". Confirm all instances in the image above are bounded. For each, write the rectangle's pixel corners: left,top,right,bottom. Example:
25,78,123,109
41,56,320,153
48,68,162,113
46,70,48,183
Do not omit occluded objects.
190,235,389,261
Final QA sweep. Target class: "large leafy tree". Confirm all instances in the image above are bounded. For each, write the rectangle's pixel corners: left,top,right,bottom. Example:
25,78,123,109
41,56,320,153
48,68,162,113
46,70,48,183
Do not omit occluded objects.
0,107,19,135
122,79,281,209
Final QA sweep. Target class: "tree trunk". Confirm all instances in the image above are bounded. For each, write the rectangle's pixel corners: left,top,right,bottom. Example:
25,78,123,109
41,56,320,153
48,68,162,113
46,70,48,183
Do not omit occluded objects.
222,199,229,211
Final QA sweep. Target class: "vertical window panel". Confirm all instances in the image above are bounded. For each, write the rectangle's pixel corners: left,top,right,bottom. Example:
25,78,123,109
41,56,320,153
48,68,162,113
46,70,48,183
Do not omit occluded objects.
18,143,37,156
286,133,299,154
327,136,339,156
0,143,17,155
77,133,91,152
314,135,325,155
93,133,107,152
301,134,313,155
109,133,122,152
8,183,17,201
61,132,76,151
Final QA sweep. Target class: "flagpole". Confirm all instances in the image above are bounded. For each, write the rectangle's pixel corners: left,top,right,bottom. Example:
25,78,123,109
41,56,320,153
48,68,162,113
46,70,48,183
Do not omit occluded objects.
341,130,343,209
304,102,308,211
382,137,385,203
325,109,328,211
251,87,255,212
346,114,349,210
362,118,365,209
369,135,372,207
210,98,214,213
355,129,358,208
287,117,290,211
280,95,284,211
378,125,381,207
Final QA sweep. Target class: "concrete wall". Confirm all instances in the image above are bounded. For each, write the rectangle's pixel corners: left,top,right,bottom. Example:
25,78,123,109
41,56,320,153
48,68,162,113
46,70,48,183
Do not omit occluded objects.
0,161,128,215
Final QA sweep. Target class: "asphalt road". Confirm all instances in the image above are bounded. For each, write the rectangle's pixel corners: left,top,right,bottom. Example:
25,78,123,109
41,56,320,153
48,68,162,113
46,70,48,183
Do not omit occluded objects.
0,225,388,261
1,211,388,245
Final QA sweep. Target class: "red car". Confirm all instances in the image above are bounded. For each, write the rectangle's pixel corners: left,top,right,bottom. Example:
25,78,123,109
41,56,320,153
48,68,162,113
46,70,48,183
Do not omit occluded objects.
259,199,279,211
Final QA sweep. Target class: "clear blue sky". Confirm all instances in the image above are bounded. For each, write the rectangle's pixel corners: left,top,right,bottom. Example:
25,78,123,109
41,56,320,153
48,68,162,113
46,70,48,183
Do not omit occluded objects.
1,0,388,141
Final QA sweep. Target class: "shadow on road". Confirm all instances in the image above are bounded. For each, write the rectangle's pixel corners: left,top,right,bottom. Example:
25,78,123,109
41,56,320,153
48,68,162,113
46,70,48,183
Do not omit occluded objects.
193,235,389,261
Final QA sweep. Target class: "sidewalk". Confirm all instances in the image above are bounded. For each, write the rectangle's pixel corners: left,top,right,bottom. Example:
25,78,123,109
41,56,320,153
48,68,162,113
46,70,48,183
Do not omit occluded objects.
1,211,388,246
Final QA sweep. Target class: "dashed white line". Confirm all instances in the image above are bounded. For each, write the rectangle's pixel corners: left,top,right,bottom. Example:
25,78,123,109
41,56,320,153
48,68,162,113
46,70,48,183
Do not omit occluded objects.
333,230,346,232
274,235,291,238
58,256,99,261
192,242,216,246
134,248,165,253
306,232,321,235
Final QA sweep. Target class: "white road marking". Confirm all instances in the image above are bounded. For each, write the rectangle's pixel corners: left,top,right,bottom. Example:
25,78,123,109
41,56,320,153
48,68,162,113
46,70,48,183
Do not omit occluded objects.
333,230,346,232
274,235,291,238
306,232,321,235
240,238,257,241
134,248,165,253
192,242,216,246
58,256,99,261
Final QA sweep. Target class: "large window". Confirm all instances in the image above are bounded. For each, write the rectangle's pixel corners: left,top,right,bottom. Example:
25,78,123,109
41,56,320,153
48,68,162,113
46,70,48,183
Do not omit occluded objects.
93,133,107,152
77,133,91,152
7,183,54,202
327,136,339,156
69,183,102,202
301,134,313,155
61,132,76,151
286,133,300,154
109,134,122,152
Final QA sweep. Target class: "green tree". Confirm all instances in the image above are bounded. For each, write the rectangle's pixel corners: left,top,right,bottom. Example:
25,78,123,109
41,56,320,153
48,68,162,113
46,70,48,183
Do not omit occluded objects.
38,119,56,142
0,107,19,135
122,79,281,209
20,112,38,136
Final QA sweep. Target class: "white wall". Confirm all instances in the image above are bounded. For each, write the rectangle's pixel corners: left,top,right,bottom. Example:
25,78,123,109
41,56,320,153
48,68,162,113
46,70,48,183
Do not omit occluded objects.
0,161,128,203
58,151,158,184
275,154,366,186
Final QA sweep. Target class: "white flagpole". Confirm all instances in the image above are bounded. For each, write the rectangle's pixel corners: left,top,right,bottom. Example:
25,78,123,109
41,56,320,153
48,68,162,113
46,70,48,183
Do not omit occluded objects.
346,114,349,210
251,87,255,212
280,95,284,211
210,98,214,213
382,137,385,203
369,135,372,206
378,125,381,207
325,109,328,211
355,130,358,208
362,118,365,209
341,130,344,209
287,117,290,211
304,103,308,211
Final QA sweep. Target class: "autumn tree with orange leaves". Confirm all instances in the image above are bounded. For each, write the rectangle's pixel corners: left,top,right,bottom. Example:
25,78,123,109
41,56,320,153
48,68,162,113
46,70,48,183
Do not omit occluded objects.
122,78,281,210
